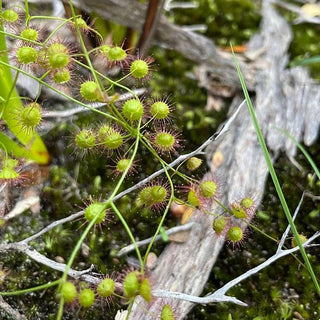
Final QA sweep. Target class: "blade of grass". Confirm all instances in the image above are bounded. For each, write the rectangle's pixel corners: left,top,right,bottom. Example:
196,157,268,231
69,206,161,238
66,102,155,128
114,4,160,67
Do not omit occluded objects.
231,46,320,295
276,128,320,180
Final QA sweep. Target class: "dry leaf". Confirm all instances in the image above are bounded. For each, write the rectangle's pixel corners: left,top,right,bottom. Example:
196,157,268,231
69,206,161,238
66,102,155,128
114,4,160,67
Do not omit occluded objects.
181,207,194,224
146,252,158,270
4,196,40,221
170,201,187,219
168,231,190,243
212,150,224,168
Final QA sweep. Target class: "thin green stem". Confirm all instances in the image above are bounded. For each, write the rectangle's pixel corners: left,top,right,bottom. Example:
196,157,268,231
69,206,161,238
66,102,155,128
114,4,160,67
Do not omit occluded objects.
56,202,110,320
0,61,117,122
111,202,144,269
73,58,138,99
0,279,61,296
143,164,175,268
56,120,141,319
68,2,103,91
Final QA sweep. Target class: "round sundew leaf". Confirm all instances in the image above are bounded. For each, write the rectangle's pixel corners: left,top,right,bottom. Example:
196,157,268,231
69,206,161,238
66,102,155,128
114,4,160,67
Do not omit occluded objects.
240,197,254,209
20,103,42,128
227,226,243,242
0,167,19,180
20,28,38,41
102,131,123,149
97,278,115,297
161,304,175,320
138,187,153,207
130,59,149,78
17,46,38,64
150,185,167,203
75,130,96,149
116,159,131,172
154,132,175,152
84,202,106,224
107,46,127,61
52,68,70,84
187,189,200,207
2,9,19,23
150,101,170,119
78,288,95,308
61,282,77,303
199,180,217,198
122,99,144,121
80,81,102,101
47,43,69,69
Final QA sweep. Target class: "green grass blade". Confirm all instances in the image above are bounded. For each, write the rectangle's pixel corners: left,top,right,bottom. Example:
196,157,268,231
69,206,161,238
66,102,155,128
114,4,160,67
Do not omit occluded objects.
277,129,320,180
231,47,320,295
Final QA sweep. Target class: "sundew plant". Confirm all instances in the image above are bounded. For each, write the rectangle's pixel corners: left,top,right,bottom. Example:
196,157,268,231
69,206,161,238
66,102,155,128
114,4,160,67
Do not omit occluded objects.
0,1,319,319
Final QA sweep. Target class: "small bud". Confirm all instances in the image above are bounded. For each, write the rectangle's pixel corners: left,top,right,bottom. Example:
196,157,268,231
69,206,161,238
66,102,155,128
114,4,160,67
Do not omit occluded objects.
231,204,247,219
78,288,95,308
99,45,111,55
213,217,226,234
107,46,127,62
291,234,307,248
123,271,139,298
186,157,202,171
60,282,77,303
187,189,201,207
75,17,89,30
97,278,115,297
139,278,152,303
